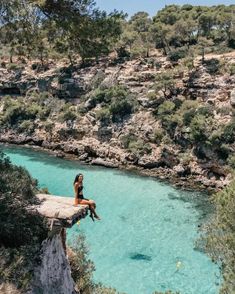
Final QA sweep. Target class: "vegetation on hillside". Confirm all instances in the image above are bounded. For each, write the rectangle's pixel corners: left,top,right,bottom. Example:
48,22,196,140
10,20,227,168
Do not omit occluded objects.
202,178,235,294
0,151,48,291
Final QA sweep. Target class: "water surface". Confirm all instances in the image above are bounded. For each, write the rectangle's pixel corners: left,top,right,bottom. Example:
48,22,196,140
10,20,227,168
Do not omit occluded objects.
2,145,220,294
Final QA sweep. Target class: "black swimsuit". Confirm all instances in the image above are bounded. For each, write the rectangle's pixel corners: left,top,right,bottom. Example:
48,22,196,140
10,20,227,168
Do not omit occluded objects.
76,185,89,201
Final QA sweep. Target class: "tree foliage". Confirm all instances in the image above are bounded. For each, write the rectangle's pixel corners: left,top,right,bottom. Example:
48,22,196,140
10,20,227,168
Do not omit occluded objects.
0,0,123,63
0,151,47,247
203,179,235,294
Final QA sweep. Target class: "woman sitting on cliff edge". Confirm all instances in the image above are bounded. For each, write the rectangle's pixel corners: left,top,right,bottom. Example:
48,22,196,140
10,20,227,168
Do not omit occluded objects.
74,173,101,221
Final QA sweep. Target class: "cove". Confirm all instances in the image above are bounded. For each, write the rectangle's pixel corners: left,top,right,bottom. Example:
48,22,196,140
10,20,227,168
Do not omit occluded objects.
1,145,220,294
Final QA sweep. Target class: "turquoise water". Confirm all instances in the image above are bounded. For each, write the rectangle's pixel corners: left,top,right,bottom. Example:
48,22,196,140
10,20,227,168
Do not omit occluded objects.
2,145,220,294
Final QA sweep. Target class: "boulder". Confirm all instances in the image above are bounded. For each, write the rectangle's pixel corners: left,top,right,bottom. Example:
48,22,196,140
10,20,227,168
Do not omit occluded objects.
91,158,118,168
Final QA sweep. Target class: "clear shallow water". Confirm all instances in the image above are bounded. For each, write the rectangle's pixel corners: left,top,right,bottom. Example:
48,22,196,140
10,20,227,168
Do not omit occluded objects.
2,145,220,294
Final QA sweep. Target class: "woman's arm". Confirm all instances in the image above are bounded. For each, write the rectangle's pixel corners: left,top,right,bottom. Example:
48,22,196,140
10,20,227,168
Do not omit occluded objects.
74,183,79,197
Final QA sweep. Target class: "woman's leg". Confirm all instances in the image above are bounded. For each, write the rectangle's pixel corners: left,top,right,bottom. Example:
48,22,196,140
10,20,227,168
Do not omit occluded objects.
77,199,100,220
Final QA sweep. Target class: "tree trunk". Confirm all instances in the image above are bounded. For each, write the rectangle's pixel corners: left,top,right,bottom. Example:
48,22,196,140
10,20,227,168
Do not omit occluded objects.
201,47,205,64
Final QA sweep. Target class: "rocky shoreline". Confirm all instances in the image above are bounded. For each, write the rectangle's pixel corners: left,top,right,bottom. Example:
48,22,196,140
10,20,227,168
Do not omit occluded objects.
0,132,230,193
0,54,234,194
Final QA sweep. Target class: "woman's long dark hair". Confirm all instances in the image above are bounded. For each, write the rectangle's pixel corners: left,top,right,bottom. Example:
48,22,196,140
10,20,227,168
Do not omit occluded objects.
74,173,83,185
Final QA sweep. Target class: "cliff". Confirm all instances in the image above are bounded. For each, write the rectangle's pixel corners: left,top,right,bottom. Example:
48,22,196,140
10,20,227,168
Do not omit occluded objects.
27,194,88,294
0,51,234,191
0,194,88,294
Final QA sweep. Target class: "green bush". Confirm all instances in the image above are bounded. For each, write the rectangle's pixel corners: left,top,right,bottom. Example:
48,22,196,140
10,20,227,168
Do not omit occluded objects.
157,101,175,116
110,99,134,122
204,58,220,75
189,114,208,142
60,108,77,123
222,120,235,144
96,108,111,124
18,120,35,134
197,106,214,117
43,121,55,133
120,134,151,155
167,48,187,62
88,86,136,122
88,86,132,111
227,154,235,169
153,128,165,144
0,152,48,291
228,63,235,75
203,179,235,294
2,104,30,125
1,99,47,126
0,151,47,247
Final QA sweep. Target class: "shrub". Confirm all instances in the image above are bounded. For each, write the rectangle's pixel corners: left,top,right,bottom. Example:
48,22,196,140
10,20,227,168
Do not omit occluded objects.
202,179,235,294
153,128,165,144
60,109,77,123
178,100,199,125
197,105,214,117
227,154,235,169
204,58,220,75
88,86,136,122
167,48,187,62
216,143,230,160
0,151,47,247
189,114,208,142
96,108,111,124
3,104,30,125
88,86,130,109
222,120,235,144
154,71,175,97
110,99,134,122
157,101,175,116
116,46,130,58
43,121,55,133
208,129,224,145
120,134,151,155
18,120,35,134
228,63,235,75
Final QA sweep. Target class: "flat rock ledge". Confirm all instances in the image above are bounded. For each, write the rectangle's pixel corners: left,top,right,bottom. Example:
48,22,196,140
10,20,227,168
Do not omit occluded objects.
34,194,89,228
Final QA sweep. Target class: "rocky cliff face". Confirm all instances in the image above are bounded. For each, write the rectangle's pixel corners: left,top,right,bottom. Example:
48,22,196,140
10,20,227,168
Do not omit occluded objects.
0,53,234,191
28,234,75,294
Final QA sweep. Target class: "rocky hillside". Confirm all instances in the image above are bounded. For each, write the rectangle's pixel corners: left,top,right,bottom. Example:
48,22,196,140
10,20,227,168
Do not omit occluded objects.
0,52,235,191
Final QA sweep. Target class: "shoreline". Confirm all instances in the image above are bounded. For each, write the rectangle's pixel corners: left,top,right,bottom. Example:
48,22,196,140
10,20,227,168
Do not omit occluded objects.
0,140,219,194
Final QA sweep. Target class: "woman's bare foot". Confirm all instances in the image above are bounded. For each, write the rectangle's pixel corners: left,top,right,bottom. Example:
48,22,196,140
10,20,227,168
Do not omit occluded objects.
94,215,101,220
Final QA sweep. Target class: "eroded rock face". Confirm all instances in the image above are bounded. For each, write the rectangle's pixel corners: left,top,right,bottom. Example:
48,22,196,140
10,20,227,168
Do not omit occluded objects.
0,54,234,191
230,89,235,107
28,235,76,294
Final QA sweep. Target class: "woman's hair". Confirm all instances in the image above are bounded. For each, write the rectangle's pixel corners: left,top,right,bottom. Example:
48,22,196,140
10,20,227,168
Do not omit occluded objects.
74,173,83,184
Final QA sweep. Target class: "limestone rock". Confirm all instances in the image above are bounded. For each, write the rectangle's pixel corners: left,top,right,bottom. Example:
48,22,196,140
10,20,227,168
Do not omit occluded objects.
28,235,76,294
34,194,88,228
230,89,235,107
91,157,118,168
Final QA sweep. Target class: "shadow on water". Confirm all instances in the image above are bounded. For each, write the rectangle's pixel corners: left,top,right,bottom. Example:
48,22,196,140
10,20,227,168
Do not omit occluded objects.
129,253,152,261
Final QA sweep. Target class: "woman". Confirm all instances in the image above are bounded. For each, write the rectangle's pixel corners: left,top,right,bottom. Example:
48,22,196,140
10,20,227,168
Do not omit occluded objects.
74,173,100,221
